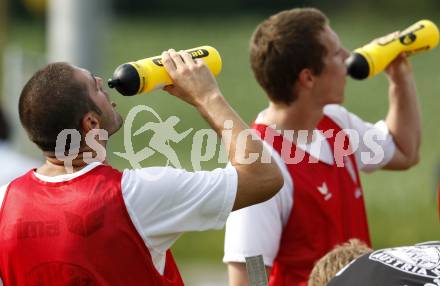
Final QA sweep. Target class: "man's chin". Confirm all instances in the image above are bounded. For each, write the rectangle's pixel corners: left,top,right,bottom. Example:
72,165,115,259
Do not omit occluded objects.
109,116,123,137
115,120,124,134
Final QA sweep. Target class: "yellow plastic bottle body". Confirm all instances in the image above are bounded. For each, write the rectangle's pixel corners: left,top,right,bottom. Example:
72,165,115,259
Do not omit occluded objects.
129,46,222,94
355,20,439,78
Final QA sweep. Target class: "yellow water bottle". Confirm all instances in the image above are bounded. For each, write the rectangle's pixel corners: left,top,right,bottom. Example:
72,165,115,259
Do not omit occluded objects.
108,46,222,96
346,20,439,80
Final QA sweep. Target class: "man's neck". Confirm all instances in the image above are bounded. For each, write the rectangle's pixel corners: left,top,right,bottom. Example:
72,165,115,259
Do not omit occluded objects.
37,153,107,177
36,141,109,176
259,100,325,144
261,97,324,143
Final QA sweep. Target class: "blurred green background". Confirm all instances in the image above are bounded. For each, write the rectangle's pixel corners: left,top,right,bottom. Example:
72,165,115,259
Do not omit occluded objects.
3,0,440,283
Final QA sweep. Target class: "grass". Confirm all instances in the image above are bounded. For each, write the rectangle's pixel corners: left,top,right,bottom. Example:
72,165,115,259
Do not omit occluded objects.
8,12,440,268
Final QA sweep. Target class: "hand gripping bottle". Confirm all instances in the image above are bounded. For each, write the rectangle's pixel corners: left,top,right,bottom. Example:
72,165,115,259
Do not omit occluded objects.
346,20,439,80
108,46,222,96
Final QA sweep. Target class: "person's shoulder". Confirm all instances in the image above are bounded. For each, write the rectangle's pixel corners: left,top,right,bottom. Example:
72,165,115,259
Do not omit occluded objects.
121,166,209,196
323,104,349,114
122,166,186,182
323,104,351,126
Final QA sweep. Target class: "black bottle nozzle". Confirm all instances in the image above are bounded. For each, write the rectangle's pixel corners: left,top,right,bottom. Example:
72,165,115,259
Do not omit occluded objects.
107,78,120,89
345,52,370,80
107,63,141,96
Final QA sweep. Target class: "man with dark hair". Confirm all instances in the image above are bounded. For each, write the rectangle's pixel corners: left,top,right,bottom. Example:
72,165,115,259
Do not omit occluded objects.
18,63,105,152
224,8,421,286
0,50,283,285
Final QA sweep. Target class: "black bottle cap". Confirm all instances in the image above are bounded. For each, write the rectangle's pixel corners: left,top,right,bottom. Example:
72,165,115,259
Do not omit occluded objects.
345,52,370,80
107,63,140,96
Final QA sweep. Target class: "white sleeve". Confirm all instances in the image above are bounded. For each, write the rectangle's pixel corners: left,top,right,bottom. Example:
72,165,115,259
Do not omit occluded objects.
223,150,293,267
121,165,237,254
324,104,396,172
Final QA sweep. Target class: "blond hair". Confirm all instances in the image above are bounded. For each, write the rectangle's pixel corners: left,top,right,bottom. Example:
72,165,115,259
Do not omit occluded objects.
308,239,372,286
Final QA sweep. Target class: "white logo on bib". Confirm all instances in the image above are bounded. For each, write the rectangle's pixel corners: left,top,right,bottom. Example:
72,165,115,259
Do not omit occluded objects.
317,182,332,201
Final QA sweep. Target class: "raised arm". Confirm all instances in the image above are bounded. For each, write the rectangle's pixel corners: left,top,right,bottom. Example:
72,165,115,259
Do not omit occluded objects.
383,54,421,170
162,49,283,210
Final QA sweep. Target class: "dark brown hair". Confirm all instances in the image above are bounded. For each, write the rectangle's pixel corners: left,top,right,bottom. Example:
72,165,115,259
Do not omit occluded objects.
250,8,328,104
19,62,101,152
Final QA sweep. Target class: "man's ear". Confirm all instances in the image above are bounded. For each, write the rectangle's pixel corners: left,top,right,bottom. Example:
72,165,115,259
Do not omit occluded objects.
81,112,101,134
297,68,315,90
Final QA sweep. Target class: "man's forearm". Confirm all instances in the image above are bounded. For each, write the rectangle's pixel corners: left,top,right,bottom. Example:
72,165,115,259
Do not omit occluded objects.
195,92,255,163
195,92,283,210
385,73,421,166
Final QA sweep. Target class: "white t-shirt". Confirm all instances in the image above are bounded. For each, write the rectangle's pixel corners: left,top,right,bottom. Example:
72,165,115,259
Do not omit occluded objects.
0,162,238,278
223,104,396,267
